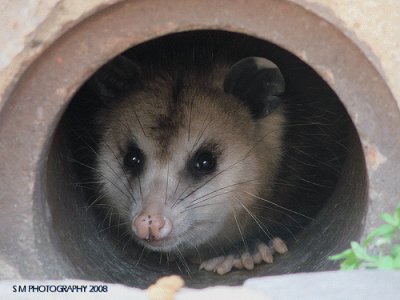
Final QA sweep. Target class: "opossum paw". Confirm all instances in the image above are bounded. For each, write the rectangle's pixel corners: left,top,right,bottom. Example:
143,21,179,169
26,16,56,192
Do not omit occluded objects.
251,237,288,263
270,237,288,254
199,237,288,275
199,256,225,272
198,254,237,275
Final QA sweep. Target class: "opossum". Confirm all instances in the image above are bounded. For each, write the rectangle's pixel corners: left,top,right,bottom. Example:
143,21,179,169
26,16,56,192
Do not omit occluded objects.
70,34,348,275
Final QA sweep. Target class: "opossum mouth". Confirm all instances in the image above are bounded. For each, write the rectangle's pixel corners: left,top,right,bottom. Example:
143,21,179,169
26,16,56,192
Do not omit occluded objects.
137,236,178,252
135,220,210,253
138,228,198,253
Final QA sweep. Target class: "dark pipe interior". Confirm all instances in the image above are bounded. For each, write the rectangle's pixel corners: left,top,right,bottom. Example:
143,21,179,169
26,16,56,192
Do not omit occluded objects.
45,31,367,288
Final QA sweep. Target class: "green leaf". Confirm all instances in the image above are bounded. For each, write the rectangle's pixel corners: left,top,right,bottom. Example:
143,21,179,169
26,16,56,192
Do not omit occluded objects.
376,256,395,270
393,253,400,269
341,255,361,270
375,237,392,246
329,249,353,261
331,205,400,271
364,259,380,269
396,206,400,220
351,242,373,261
395,206,400,228
391,245,400,257
381,213,399,227
364,224,395,245
336,251,360,270
341,262,359,270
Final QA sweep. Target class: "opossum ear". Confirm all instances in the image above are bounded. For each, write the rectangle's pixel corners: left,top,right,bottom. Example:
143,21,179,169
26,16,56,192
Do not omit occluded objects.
88,55,140,102
224,57,285,119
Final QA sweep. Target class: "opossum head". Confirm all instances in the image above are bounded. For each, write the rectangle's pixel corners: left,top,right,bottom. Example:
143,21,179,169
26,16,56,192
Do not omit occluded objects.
92,56,285,254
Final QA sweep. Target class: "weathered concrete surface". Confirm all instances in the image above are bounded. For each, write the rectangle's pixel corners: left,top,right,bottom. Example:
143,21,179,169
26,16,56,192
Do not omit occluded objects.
1,1,399,110
0,271,399,299
242,270,400,300
0,0,122,111
292,0,400,106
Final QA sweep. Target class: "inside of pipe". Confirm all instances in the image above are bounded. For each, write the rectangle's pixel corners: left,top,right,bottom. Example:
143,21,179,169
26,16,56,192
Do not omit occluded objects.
45,30,367,288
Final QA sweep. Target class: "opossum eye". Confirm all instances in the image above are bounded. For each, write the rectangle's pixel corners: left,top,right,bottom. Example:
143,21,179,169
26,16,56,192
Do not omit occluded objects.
191,150,217,175
123,146,145,176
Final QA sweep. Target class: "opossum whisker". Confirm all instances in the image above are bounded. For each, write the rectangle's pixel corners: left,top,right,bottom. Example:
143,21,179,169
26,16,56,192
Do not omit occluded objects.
187,92,195,142
185,200,234,211
70,129,136,203
233,208,248,251
108,210,115,229
178,144,256,201
69,127,99,153
136,175,143,203
159,252,162,265
296,175,330,188
109,118,142,195
135,245,146,267
177,138,264,203
86,202,131,215
204,238,221,258
242,191,316,221
174,183,192,207
165,162,170,205
176,179,259,209
117,114,151,209
102,140,137,203
117,212,122,237
122,237,133,253
69,157,132,202
174,259,184,274
133,110,148,137
121,231,134,242
183,222,232,259
170,176,186,208
83,192,108,211
278,162,331,189
182,181,265,211
70,179,105,186
183,190,236,211
255,213,298,240
251,203,306,230
289,154,337,171
71,183,98,191
173,176,182,197
97,220,131,233
188,179,260,204
178,226,203,259
278,121,334,128
100,207,114,227
179,218,221,230
118,115,138,138
191,118,213,154
238,200,273,240
174,245,192,276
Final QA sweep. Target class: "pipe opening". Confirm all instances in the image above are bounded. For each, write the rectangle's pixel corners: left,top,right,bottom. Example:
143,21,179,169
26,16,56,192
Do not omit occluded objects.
46,30,367,288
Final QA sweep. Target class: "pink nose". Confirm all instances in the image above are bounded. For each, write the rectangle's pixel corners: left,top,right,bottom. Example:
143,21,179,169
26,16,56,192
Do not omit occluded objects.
132,213,172,241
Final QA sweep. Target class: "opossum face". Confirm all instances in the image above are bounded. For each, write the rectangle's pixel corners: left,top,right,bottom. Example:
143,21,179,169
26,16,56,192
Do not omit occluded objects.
94,57,285,254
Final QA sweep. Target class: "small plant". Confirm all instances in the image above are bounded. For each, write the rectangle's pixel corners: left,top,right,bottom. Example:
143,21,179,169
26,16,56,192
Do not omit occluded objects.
329,206,400,270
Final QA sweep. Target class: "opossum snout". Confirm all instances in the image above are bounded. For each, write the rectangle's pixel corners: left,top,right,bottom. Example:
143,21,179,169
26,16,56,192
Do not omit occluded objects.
132,213,172,241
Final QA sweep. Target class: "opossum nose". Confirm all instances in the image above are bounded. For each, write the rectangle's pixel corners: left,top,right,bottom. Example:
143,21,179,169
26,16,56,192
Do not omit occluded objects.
132,213,172,241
